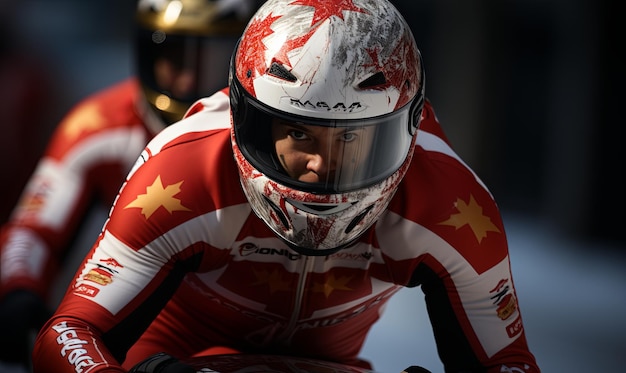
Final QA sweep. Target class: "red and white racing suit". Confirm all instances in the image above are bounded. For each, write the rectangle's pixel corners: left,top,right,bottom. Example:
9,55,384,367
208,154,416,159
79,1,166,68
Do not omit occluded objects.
32,90,540,372
0,78,158,301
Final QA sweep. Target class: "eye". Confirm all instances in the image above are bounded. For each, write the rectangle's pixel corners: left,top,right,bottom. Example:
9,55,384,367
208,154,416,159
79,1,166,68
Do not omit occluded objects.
341,131,358,142
289,130,308,140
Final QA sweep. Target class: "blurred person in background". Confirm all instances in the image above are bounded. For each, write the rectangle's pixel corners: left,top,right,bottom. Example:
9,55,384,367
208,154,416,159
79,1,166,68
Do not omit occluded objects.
0,0,262,371
32,0,540,372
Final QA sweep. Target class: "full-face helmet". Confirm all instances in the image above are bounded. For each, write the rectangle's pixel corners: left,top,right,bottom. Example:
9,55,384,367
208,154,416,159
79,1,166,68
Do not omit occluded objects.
136,0,263,125
230,0,425,256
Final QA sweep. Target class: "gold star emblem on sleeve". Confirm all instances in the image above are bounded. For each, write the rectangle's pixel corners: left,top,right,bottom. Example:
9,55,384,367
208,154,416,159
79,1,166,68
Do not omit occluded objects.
124,175,191,219
438,194,501,243
63,102,107,139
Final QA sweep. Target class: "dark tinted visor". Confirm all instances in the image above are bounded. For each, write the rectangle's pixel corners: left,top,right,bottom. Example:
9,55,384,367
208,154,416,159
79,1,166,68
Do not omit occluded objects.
136,27,238,103
233,88,415,194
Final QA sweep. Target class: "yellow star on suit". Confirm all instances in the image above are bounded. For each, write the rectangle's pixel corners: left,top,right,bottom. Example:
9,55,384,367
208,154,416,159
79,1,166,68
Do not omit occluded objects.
438,194,501,243
63,102,107,139
124,175,190,219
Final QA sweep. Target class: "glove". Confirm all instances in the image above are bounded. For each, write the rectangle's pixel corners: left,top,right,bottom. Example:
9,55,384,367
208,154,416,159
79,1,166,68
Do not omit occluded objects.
129,352,195,373
402,366,432,373
0,290,52,366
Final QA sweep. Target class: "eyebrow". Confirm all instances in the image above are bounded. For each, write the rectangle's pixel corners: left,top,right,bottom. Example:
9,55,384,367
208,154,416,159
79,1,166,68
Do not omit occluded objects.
283,122,309,131
282,122,363,133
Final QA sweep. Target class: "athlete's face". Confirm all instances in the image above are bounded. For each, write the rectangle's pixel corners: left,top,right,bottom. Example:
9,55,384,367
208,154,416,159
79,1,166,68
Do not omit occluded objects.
271,119,376,184
154,57,197,98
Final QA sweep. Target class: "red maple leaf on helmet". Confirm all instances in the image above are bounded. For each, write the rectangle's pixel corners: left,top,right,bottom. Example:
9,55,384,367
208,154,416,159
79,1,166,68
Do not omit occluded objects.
367,33,420,109
391,34,421,109
236,13,282,95
363,35,421,108
272,0,367,69
290,0,366,27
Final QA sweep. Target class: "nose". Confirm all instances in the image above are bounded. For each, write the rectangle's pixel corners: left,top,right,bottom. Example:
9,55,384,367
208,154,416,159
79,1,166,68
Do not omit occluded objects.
306,154,329,179
306,150,333,182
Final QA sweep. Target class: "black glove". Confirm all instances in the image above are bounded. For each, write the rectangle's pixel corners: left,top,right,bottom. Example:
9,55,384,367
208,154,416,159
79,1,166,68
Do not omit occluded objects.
402,366,432,373
129,352,195,373
0,290,52,366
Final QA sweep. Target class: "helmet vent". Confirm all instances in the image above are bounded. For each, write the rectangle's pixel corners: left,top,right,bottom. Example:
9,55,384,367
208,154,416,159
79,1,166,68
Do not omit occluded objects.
267,62,297,82
301,203,338,212
345,204,374,234
286,198,356,216
263,196,290,229
358,72,386,89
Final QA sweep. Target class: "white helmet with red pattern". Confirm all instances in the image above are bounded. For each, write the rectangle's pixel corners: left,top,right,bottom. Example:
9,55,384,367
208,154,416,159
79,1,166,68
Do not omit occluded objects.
230,0,425,256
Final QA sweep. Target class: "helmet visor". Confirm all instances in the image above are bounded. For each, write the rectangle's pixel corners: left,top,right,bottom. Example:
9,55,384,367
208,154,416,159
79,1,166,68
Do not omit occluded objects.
234,93,415,194
136,28,237,104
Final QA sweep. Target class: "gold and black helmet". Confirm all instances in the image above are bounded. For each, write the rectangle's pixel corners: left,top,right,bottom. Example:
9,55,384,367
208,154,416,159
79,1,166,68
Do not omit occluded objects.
135,0,263,125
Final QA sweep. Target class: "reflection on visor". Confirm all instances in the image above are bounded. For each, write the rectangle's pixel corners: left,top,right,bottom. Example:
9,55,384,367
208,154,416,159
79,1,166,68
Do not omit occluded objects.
235,95,414,193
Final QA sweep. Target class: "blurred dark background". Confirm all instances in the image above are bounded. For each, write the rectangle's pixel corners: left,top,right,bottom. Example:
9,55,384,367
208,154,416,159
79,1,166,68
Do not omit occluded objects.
2,0,622,250
392,0,624,250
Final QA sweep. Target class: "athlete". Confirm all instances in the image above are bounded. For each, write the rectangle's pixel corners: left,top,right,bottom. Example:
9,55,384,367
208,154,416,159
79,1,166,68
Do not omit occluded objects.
0,0,260,371
32,0,541,372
